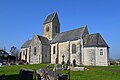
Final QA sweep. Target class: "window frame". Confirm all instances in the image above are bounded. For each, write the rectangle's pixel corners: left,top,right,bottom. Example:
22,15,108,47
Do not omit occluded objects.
53,46,56,54
72,44,76,54
100,49,103,55
34,47,37,55
46,26,49,32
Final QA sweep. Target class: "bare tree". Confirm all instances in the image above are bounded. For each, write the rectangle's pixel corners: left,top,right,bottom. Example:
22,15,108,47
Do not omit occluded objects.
10,46,19,62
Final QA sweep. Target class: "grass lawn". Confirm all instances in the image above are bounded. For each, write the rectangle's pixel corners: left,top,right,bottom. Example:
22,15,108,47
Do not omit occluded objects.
0,64,120,80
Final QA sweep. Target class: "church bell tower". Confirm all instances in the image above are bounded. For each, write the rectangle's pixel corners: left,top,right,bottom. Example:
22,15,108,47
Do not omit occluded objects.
43,12,60,41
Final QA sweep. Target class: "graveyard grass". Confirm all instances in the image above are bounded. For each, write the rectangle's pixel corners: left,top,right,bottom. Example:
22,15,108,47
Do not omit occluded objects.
0,64,120,80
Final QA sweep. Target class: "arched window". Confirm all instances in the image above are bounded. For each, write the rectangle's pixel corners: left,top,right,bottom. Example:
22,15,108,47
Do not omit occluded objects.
23,50,25,56
46,26,49,32
72,44,76,54
53,46,56,54
25,49,27,61
34,47,37,55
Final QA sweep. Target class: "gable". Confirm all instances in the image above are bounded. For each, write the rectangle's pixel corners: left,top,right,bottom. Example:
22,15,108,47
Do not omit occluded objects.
37,35,49,45
30,34,49,45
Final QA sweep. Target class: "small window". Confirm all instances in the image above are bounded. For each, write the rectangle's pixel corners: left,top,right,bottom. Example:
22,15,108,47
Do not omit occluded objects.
46,26,49,32
23,50,25,55
100,49,103,55
34,47,37,55
25,49,27,61
53,46,56,54
26,49,27,54
72,44,76,54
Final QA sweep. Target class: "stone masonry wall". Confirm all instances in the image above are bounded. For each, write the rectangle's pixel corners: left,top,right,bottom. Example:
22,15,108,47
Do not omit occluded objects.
95,47,109,66
83,47,96,66
51,39,82,65
51,44,58,64
83,47,109,66
70,39,82,65
29,35,42,64
42,45,50,63
43,22,52,40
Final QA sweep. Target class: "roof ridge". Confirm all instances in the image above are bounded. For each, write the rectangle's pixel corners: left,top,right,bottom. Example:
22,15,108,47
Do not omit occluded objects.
47,12,56,16
89,33,100,35
59,27,85,34
51,12,57,21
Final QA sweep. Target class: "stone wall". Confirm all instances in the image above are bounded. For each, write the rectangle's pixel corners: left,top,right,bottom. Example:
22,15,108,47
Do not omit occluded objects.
29,35,42,64
52,14,60,39
43,22,52,40
70,39,82,65
83,47,109,66
51,39,82,65
83,47,96,66
59,42,69,64
95,47,109,66
43,14,60,41
42,45,50,63
51,44,58,64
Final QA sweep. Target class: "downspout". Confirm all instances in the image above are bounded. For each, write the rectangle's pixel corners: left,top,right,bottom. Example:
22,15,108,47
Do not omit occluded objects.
80,40,82,65
57,43,59,64
68,41,70,64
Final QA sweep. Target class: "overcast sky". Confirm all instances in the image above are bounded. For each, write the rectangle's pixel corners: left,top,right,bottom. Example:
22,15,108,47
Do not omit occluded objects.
0,0,120,59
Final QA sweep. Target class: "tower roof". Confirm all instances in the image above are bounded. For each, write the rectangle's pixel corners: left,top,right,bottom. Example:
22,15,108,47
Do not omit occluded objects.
43,12,57,24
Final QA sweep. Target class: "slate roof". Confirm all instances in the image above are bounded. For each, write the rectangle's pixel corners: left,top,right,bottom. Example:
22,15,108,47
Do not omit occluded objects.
84,33,109,47
21,40,31,48
50,27,85,44
36,35,49,45
43,12,57,24
21,35,49,48
0,49,9,57
0,50,9,55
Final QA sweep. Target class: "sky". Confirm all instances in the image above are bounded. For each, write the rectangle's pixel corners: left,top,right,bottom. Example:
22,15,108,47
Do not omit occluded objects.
0,0,120,59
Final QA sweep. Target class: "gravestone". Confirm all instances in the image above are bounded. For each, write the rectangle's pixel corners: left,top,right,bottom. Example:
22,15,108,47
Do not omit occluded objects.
72,67,85,71
0,74,5,80
66,60,70,70
17,68,33,80
37,68,68,80
0,63,2,66
72,59,76,68
54,57,58,71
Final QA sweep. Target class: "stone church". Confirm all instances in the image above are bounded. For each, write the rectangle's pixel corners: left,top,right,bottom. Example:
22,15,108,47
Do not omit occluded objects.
21,12,109,66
